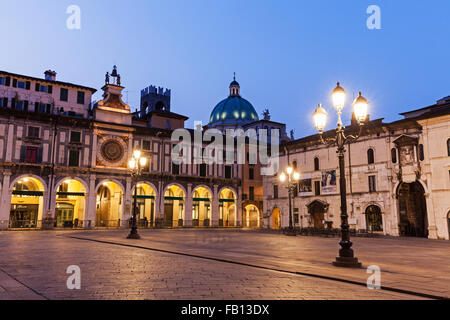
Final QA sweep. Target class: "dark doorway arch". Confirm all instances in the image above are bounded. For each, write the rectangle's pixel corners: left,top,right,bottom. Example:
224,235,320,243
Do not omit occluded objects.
307,200,328,229
365,205,383,232
397,182,428,237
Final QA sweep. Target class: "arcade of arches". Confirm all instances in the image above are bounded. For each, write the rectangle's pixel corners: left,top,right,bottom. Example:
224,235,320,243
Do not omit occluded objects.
192,187,212,227
219,188,236,227
244,204,260,228
96,181,123,228
55,179,86,228
164,185,185,228
10,177,45,229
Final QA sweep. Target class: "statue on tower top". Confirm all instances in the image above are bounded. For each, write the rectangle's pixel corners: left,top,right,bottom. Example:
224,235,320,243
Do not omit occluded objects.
105,65,122,86
262,109,271,121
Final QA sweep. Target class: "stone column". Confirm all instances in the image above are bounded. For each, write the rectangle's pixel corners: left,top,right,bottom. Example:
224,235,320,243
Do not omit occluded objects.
84,175,97,228
184,184,193,227
0,173,11,230
123,177,132,228
424,175,438,239
236,186,243,227
211,185,219,227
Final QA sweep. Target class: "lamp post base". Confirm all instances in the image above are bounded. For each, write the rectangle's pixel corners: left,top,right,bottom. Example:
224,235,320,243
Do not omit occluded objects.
332,257,362,268
127,230,141,239
285,229,297,236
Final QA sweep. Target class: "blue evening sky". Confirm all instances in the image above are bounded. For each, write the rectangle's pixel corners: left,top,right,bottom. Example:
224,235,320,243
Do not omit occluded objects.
1,0,449,137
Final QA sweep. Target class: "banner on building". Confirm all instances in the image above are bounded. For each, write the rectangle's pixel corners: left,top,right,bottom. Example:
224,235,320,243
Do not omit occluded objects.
298,174,313,196
321,170,337,194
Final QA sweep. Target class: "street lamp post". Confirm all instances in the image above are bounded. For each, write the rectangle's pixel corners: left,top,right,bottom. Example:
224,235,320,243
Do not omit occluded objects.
279,166,300,236
127,149,148,240
313,82,369,268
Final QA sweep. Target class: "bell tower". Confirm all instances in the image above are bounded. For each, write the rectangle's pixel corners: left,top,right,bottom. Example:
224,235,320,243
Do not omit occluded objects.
93,66,132,125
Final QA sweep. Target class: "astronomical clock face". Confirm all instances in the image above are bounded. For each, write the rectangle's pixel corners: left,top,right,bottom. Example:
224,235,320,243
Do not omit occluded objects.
97,135,128,167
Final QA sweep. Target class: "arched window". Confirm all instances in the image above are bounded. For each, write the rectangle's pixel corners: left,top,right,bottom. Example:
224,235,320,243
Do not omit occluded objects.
391,148,397,164
419,144,424,161
292,160,297,170
447,139,450,157
367,148,375,164
314,157,320,171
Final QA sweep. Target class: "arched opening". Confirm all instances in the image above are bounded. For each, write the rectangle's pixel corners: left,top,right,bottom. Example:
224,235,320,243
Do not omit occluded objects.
314,157,320,171
219,188,236,227
155,101,165,111
271,208,281,230
367,148,375,164
96,181,123,228
397,182,428,237
56,179,86,228
10,177,45,228
244,204,260,228
164,185,185,227
192,186,211,227
133,183,156,228
307,200,327,229
365,205,383,232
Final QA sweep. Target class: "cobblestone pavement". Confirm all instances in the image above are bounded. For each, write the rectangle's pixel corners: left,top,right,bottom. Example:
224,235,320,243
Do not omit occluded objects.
0,230,443,300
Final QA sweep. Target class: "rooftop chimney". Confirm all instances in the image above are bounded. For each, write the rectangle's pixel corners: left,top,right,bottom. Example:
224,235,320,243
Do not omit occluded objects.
44,70,57,81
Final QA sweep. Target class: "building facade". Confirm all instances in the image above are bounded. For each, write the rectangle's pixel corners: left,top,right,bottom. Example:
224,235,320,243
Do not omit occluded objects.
264,98,450,240
0,68,244,230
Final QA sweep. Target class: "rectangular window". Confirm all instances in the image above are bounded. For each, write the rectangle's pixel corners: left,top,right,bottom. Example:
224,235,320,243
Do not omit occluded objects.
12,79,17,88
249,167,254,180
25,147,38,163
40,85,47,93
68,150,80,167
77,91,85,104
28,126,40,138
142,140,151,151
172,163,180,175
70,131,81,143
225,166,232,179
0,77,4,85
60,88,68,102
17,81,25,89
5,77,10,87
15,100,24,111
0,97,7,108
200,163,207,177
35,83,40,91
314,181,321,196
249,187,254,201
369,175,377,193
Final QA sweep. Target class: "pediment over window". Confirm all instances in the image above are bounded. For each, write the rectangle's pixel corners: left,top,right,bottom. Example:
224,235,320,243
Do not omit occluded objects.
393,134,419,147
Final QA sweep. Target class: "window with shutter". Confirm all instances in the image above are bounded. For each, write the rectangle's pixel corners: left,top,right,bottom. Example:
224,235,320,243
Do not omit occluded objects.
11,98,16,109
24,101,28,112
48,85,53,94
25,81,30,90
12,79,17,88
5,77,11,86
60,88,68,102
35,83,40,91
37,147,43,164
69,150,80,167
20,146,26,162
46,104,51,114
25,147,38,163
77,91,85,104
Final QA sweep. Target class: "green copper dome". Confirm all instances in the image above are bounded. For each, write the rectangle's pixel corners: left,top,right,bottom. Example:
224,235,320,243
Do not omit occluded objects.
209,96,259,124
209,75,259,126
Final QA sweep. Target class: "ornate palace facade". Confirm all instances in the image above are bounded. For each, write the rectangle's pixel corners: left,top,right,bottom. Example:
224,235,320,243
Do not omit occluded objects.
0,67,245,230
264,97,450,240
